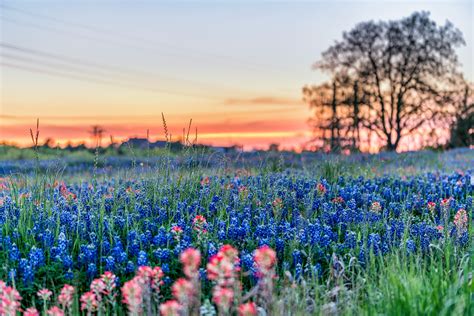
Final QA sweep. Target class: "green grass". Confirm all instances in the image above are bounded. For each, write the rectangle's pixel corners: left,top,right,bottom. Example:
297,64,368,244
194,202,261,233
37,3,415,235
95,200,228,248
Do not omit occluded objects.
274,239,473,315
0,148,472,315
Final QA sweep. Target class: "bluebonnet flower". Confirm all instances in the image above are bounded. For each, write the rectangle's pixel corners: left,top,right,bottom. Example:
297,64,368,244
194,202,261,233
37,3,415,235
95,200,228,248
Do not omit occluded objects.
154,248,170,262
368,233,382,256
295,263,303,280
58,232,68,253
218,229,226,241
208,242,218,257
0,152,470,301
62,254,73,270
153,227,169,247
28,246,45,270
199,267,207,280
457,231,469,247
65,269,74,280
344,231,357,249
162,263,170,274
241,252,254,270
358,249,366,266
126,261,136,274
19,258,34,285
105,256,115,272
275,238,285,256
406,239,416,254
137,250,148,266
87,263,97,279
292,250,303,266
9,243,20,262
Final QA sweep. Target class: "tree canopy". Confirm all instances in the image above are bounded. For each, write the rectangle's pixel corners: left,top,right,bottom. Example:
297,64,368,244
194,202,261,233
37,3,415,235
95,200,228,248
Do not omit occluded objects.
304,11,469,151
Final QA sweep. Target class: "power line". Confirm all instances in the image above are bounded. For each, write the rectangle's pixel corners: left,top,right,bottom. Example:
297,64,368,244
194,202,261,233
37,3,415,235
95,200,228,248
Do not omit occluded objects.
1,3,301,97
0,3,295,75
0,52,129,80
0,12,299,95
1,42,296,98
0,41,260,94
0,16,201,67
0,61,224,100
0,42,197,84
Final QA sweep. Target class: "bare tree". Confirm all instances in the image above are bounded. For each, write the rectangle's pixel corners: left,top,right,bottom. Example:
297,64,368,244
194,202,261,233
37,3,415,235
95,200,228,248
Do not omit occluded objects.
89,125,106,147
304,75,368,153
448,81,474,147
303,80,347,152
314,12,465,151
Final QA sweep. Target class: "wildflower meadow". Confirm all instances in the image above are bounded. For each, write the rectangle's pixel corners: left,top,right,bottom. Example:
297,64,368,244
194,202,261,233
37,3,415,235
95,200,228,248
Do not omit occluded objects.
0,148,472,315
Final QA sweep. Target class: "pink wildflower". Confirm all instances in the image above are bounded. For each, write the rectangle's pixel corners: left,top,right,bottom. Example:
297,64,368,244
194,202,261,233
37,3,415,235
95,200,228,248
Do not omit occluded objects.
254,246,277,311
207,253,236,282
90,278,105,302
80,291,98,313
193,215,208,236
46,306,64,316
370,201,382,214
218,245,239,265
0,285,22,316
427,202,436,216
59,184,76,200
332,196,345,204
121,278,143,314
57,284,74,310
440,198,451,211
454,208,468,235
100,271,117,294
272,197,283,208
136,266,153,283
238,302,258,316
150,267,165,291
212,286,234,313
171,226,183,241
135,266,164,292
180,248,201,278
316,183,327,195
160,300,182,316
238,185,249,194
193,215,207,226
200,177,210,186
171,278,194,304
23,307,40,316
37,288,53,301
254,245,277,274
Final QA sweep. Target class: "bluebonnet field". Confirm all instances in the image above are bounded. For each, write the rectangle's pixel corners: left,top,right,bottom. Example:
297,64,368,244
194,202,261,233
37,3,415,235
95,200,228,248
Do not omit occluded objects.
0,148,472,315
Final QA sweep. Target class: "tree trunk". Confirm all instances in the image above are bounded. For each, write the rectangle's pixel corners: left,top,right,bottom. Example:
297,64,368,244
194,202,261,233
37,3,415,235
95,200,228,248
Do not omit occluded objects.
330,81,338,152
352,80,360,150
386,140,397,151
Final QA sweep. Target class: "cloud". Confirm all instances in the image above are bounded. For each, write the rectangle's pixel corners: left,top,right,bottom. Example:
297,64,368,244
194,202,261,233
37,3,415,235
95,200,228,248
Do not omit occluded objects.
0,117,309,143
224,96,302,106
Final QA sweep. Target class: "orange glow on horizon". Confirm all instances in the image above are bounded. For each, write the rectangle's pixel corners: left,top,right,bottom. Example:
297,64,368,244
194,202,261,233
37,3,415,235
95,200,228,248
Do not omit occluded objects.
0,114,312,151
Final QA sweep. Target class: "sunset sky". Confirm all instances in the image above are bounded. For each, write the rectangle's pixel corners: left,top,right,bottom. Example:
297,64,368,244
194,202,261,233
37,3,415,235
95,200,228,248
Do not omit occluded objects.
1,0,472,150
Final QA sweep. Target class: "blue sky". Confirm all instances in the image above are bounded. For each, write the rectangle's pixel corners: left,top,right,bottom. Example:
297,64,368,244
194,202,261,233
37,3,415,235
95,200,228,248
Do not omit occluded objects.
1,0,472,149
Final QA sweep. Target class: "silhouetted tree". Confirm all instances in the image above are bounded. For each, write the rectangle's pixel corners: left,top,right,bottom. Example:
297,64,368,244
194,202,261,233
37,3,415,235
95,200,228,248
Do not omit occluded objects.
89,125,106,147
303,80,350,152
449,82,473,147
349,80,361,150
42,137,55,148
312,11,465,151
304,76,368,152
337,76,368,152
268,143,280,152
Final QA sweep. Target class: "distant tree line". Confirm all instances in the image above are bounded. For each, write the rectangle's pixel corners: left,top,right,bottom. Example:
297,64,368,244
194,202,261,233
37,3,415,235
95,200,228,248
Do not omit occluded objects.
303,12,473,152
